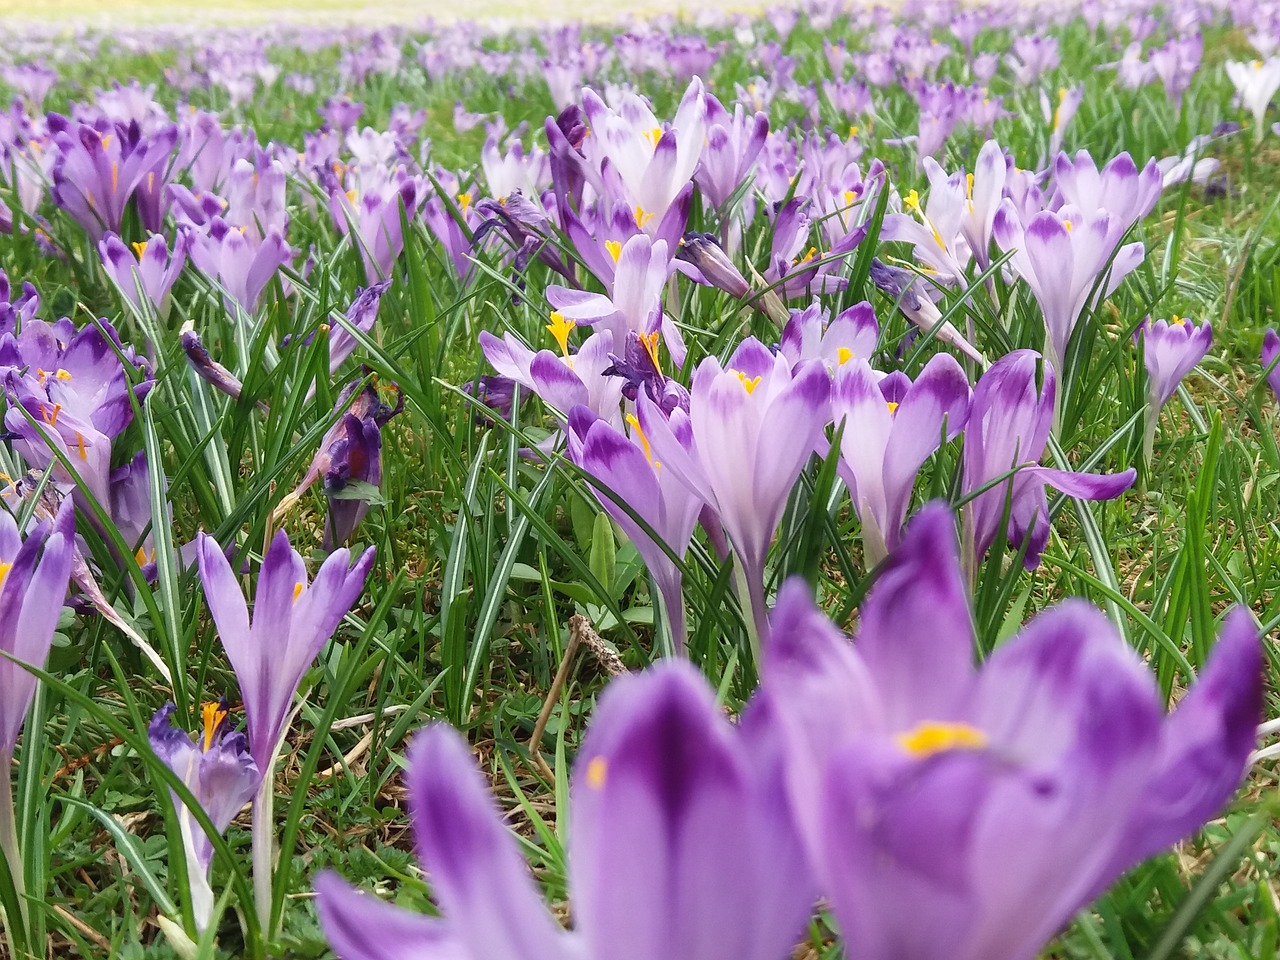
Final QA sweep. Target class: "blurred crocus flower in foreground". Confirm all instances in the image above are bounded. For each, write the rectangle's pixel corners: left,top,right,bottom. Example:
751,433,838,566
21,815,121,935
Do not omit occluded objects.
148,702,259,931
759,503,1261,960
1262,328,1280,403
1135,316,1212,468
316,661,814,960
0,499,74,929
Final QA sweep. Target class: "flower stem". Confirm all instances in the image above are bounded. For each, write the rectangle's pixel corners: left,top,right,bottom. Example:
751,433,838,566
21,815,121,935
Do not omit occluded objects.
251,772,275,946
0,751,28,949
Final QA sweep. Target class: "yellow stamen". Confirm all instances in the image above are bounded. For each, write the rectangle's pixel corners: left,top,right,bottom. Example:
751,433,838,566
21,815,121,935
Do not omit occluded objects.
1063,219,1073,233
626,413,660,468
965,172,974,200
75,432,87,460
897,721,988,757
848,125,859,139
55,368,71,381
643,127,663,149
931,225,945,250
101,134,113,151
586,755,608,789
292,581,304,603
843,189,857,206
201,701,229,752
903,189,921,213
605,239,622,262
456,192,471,213
640,330,662,374
634,206,654,228
837,346,854,365
147,172,156,193
547,311,575,357
0,561,12,591
886,401,899,415
1052,87,1068,131
135,545,149,566
111,162,119,195
131,240,150,259
345,189,358,204
735,371,762,394
1171,315,1186,325
43,403,62,427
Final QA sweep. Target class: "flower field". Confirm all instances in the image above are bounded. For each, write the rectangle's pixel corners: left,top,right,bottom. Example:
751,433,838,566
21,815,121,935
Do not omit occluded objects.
0,0,1279,958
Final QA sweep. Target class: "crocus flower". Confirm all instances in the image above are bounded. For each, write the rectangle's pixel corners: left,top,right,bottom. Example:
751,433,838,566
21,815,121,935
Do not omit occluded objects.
1137,316,1212,412
328,280,391,375
1226,59,1280,144
992,201,1145,377
316,661,814,960
195,529,375,771
637,338,830,653
148,702,260,931
1262,328,1280,403
778,301,880,371
282,380,403,549
961,350,1135,570
696,92,769,213
833,354,971,564
546,235,684,365
329,176,419,283
0,497,73,929
757,503,1261,960
2,317,154,510
99,231,190,319
1044,85,1083,158
1051,151,1163,233
47,116,178,241
0,498,75,762
567,406,704,653
186,218,292,317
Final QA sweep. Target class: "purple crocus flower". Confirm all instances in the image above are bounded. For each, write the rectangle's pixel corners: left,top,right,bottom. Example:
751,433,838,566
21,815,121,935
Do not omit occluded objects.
778,301,880,371
47,116,178,241
757,503,1261,960
148,702,259,931
99,231,190,319
567,405,704,653
0,497,74,926
480,327,625,431
696,92,769,213
328,280,391,374
637,338,830,653
1137,316,1212,413
329,177,419,283
2,316,154,510
186,218,292,316
546,234,684,365
961,350,1135,570
833,354,971,564
283,380,403,549
1262,328,1280,402
992,201,1145,377
195,529,375,771
0,498,75,761
316,661,814,960
1051,151,1163,233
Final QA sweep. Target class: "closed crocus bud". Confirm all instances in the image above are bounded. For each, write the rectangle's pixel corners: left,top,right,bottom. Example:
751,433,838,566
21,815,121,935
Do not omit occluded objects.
676,232,751,299
1136,316,1212,468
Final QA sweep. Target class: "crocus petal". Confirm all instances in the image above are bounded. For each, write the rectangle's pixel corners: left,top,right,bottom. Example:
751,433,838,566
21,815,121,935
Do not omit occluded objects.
408,725,567,960
315,872,470,960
